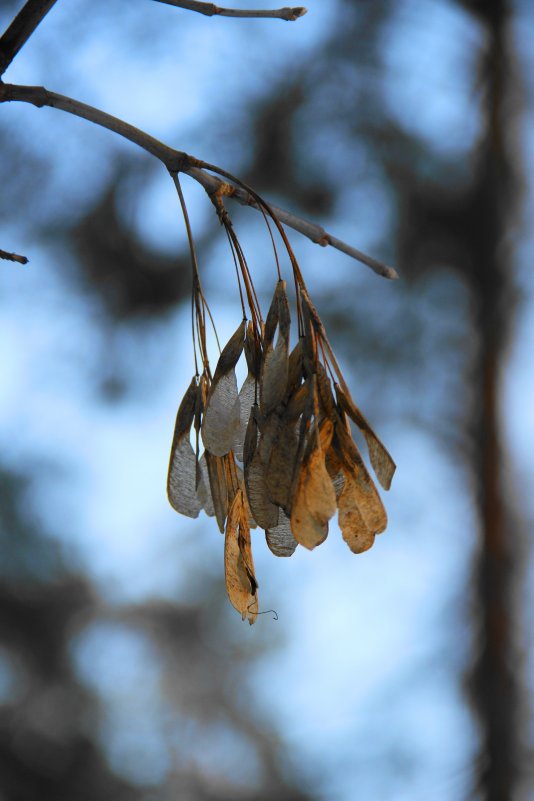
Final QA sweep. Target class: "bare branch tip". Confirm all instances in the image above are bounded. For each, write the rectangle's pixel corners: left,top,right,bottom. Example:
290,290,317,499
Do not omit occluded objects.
287,6,308,20
0,248,29,265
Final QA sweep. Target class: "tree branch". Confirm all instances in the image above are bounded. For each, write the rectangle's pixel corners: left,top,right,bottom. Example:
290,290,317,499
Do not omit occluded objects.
151,1,307,20
0,83,194,171
187,168,398,279
0,0,59,77
0,248,28,264
0,82,398,279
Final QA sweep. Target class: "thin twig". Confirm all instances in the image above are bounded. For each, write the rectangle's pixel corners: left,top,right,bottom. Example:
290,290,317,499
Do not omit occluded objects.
0,0,59,77
152,1,307,21
188,168,399,279
0,82,398,279
0,248,28,264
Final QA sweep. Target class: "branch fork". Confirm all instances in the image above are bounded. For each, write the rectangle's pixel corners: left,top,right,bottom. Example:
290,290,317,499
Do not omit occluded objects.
0,0,398,279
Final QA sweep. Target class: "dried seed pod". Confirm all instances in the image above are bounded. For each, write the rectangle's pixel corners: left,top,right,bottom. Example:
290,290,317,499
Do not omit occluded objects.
234,463,258,529
318,417,334,453
261,282,290,416
202,321,245,456
261,340,288,415
263,281,282,346
243,410,259,468
233,373,256,462
245,452,279,530
257,411,282,468
300,292,317,371
316,362,335,419
335,384,396,491
338,476,375,554
290,483,329,550
205,451,228,533
167,377,202,518
197,452,215,517
333,418,387,536
325,444,345,499
224,490,258,624
266,510,298,557
265,417,300,515
286,339,304,398
290,425,337,550
213,320,246,381
224,452,241,505
285,382,308,422
244,321,262,380
167,436,202,519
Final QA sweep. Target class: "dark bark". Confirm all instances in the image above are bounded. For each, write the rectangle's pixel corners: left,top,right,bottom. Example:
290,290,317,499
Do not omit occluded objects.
465,3,524,798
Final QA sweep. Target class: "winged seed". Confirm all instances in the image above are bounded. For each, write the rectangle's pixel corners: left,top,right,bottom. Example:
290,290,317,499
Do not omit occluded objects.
338,476,376,553
167,435,201,519
245,452,279,529
261,335,289,415
233,373,256,462
266,510,298,557
212,321,246,382
197,453,215,517
290,483,329,550
224,492,258,624
171,377,198,441
335,385,396,490
265,420,299,514
202,371,241,456
364,431,396,491
205,452,228,533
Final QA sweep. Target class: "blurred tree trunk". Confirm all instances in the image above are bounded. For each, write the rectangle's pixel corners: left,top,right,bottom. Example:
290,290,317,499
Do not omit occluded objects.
464,2,523,798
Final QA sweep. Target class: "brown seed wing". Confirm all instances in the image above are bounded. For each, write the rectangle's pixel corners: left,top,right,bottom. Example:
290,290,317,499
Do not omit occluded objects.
224,491,258,624
290,472,329,550
167,435,201,519
300,293,317,368
244,321,262,380
264,281,285,346
318,418,334,453
233,373,256,462
236,465,258,529
316,363,335,418
285,382,308,422
257,412,281,467
261,335,289,415
212,320,246,382
202,370,241,456
266,510,298,557
265,420,299,514
325,445,346,499
170,377,198,442
338,476,376,554
363,430,396,492
205,452,228,533
335,425,387,535
290,436,336,550
245,452,279,529
335,386,396,490
305,443,337,525
243,411,258,469
286,339,304,398
197,453,215,517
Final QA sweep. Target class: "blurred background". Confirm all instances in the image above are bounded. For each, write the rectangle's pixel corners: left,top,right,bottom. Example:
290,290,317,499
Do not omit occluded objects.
0,0,533,799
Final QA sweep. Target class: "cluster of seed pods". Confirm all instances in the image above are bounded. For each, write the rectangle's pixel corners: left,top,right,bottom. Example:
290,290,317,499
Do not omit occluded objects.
167,176,395,623
167,283,396,623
